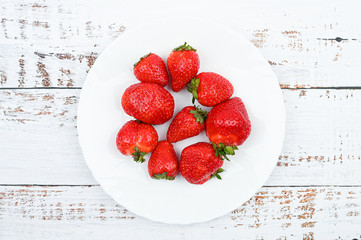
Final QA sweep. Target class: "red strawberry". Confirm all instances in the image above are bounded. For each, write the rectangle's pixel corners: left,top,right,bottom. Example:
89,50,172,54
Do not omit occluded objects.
133,53,169,87
167,106,207,143
148,140,178,180
121,83,175,125
116,120,158,163
167,42,200,92
179,142,224,184
206,97,251,150
187,72,233,107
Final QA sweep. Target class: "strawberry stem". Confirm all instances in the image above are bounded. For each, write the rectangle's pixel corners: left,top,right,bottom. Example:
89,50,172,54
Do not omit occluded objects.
152,172,175,180
210,168,225,180
189,106,207,125
187,78,200,104
212,143,238,161
132,145,147,163
133,52,152,67
173,42,197,52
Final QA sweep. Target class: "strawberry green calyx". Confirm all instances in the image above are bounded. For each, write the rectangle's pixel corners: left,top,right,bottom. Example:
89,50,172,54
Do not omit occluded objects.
210,168,225,180
187,78,200,104
152,172,175,180
212,143,238,161
189,106,207,125
133,52,152,67
173,42,197,52
132,145,147,163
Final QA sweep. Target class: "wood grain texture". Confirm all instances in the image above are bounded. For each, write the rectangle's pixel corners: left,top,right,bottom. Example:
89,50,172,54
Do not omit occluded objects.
1,186,361,239
0,89,95,184
0,0,361,88
1,0,361,238
1,88,361,185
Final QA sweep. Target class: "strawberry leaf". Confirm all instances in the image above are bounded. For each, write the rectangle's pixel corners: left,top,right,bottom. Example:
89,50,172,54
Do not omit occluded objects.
173,42,196,52
132,145,147,163
152,172,175,180
133,52,152,67
210,168,225,180
189,106,207,125
212,143,238,161
187,78,200,104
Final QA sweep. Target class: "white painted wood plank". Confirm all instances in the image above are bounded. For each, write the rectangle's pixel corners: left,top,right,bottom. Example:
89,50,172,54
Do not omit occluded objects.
0,0,361,88
1,186,360,239
1,89,361,185
0,89,95,184
274,89,361,186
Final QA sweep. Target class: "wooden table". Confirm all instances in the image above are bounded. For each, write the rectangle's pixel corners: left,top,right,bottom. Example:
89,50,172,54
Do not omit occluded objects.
1,0,361,239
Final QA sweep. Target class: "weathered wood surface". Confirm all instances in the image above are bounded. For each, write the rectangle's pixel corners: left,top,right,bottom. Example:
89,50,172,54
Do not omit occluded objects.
1,0,361,237
1,186,361,239
1,88,361,185
0,0,361,88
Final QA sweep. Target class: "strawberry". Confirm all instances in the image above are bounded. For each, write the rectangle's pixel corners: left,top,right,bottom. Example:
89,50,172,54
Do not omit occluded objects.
116,120,158,163
133,53,169,87
121,83,175,125
167,106,207,143
187,72,233,107
167,42,200,92
148,140,178,180
179,142,224,184
206,97,251,152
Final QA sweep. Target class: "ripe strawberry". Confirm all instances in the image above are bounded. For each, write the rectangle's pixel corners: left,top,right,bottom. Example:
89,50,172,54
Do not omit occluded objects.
167,106,207,143
187,72,233,107
180,142,225,184
121,83,175,125
133,53,169,87
148,140,178,180
167,42,200,92
116,120,158,163
206,97,251,150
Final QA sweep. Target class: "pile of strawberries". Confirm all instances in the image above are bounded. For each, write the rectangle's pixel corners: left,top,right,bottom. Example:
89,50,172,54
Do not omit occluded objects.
116,43,251,185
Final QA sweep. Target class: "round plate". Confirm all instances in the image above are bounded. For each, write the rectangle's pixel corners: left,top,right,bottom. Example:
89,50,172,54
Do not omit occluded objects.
77,17,285,224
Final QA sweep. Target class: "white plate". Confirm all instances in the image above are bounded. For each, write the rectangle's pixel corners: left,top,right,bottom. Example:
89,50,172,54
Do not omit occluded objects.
77,17,285,224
